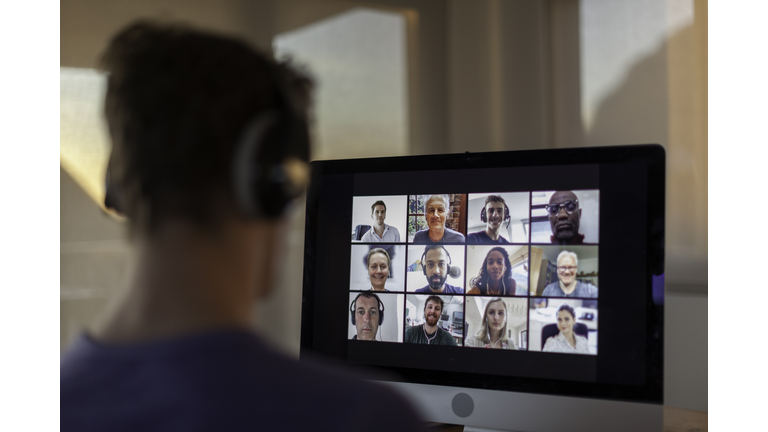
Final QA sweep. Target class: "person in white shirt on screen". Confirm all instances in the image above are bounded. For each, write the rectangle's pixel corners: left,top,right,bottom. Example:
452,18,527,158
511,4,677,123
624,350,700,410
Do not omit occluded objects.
466,195,511,244
465,298,519,349
541,251,598,298
367,248,391,292
361,200,401,242
350,292,383,341
543,304,589,354
412,195,465,243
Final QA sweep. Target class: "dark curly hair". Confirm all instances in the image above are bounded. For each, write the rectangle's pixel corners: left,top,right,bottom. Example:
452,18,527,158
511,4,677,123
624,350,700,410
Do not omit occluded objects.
471,247,516,295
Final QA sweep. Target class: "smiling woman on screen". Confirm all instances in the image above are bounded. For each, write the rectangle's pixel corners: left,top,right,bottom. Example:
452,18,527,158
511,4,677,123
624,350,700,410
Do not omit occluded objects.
367,248,391,292
468,247,520,296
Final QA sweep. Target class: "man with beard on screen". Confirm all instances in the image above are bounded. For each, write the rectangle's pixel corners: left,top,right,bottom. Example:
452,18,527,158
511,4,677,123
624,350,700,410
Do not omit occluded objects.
414,245,464,294
547,191,586,245
404,296,458,346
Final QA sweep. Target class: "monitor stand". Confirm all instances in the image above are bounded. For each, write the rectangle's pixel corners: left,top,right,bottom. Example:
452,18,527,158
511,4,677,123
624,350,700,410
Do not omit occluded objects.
383,381,663,432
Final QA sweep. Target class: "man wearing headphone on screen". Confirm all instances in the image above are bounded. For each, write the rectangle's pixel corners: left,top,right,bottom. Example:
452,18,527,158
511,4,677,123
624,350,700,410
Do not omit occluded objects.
350,292,384,340
414,245,464,294
466,195,511,244
404,296,458,346
59,22,422,432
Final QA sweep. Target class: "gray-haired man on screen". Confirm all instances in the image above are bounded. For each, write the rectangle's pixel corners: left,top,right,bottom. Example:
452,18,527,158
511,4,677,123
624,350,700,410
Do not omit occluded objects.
59,21,423,432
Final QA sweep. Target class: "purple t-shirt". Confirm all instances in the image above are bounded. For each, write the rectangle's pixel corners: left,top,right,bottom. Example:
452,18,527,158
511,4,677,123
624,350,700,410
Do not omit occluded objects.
61,329,424,432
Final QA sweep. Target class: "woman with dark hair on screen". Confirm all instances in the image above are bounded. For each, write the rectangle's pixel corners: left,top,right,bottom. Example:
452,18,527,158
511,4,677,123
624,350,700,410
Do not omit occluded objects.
468,247,523,296
465,298,518,349
542,304,589,354
367,248,392,292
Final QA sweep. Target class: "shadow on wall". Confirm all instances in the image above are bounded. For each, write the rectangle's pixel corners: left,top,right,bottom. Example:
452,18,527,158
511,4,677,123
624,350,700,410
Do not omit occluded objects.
584,21,707,291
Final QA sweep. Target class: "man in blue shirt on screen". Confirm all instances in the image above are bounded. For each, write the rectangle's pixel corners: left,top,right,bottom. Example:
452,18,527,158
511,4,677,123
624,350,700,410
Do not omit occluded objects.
414,245,464,294
59,21,422,432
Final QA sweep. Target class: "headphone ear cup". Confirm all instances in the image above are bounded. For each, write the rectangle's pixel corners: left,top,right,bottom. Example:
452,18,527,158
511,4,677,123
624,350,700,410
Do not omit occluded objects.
350,295,359,325
480,207,487,223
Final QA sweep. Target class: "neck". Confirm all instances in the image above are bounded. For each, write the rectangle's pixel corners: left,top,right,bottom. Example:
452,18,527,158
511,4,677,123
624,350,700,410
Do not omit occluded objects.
562,330,575,345
424,323,438,333
92,218,280,344
489,328,502,343
374,222,385,231
485,227,499,240
428,228,445,241
488,278,502,292
560,279,577,294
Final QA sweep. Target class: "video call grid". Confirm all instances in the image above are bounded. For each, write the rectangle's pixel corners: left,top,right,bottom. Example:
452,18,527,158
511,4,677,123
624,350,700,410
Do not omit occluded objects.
348,190,600,355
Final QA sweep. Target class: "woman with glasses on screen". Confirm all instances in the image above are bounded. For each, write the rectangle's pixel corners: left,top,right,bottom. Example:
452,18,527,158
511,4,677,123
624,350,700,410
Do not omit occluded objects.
465,298,518,349
541,251,598,298
467,247,523,296
542,304,589,354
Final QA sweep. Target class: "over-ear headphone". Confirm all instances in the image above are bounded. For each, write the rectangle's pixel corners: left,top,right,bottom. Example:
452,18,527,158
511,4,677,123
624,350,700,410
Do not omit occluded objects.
350,292,385,326
104,58,309,219
421,245,462,279
480,202,511,228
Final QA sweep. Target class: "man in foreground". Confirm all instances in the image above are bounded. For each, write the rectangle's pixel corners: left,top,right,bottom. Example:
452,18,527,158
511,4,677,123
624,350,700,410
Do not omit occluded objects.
60,21,422,431
404,295,458,345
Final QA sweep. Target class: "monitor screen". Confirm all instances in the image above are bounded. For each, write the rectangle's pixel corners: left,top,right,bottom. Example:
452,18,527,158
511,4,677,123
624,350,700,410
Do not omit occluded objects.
302,145,665,429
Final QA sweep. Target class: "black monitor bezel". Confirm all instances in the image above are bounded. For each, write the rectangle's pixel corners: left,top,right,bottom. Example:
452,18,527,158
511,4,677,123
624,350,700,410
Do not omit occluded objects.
300,144,665,404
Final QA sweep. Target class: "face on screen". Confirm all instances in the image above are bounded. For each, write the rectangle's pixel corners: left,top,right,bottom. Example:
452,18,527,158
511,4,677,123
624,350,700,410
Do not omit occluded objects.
548,191,582,241
424,248,449,289
355,296,380,340
368,253,389,290
557,255,577,286
425,196,448,231
486,251,506,282
486,301,506,332
485,202,505,229
424,300,442,326
372,205,386,225
556,309,575,336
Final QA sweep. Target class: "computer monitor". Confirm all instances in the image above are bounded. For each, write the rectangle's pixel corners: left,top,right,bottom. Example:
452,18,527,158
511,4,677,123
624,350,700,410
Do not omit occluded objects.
301,145,665,431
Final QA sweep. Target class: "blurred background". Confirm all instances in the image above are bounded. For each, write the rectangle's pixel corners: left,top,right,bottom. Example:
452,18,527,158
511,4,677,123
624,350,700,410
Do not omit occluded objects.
61,0,707,411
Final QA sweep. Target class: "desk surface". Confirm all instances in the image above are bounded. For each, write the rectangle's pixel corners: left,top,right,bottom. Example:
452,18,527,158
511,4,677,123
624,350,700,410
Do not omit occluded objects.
425,406,707,431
